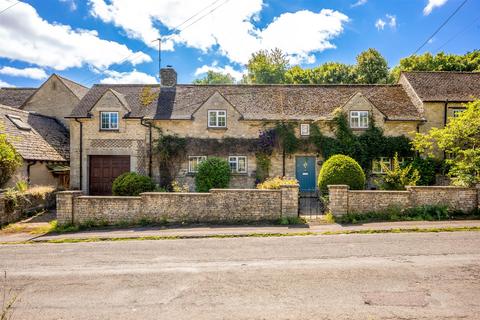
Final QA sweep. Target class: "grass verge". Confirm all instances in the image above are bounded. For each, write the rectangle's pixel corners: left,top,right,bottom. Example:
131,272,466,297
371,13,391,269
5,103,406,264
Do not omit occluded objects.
1,226,479,245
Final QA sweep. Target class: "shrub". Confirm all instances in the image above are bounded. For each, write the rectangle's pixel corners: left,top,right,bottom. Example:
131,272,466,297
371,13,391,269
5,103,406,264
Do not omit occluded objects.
410,157,438,186
112,172,156,196
0,134,23,188
195,157,231,192
318,155,366,194
377,153,420,190
256,176,298,190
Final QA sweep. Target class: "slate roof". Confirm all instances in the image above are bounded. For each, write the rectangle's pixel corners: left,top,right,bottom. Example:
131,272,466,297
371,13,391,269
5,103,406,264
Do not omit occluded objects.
0,104,69,162
402,71,480,102
56,75,89,100
0,88,36,107
70,84,423,121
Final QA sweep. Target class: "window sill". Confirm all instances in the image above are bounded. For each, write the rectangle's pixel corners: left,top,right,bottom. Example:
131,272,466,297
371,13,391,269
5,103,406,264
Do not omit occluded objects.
351,127,368,131
99,129,120,132
231,172,248,176
207,127,227,131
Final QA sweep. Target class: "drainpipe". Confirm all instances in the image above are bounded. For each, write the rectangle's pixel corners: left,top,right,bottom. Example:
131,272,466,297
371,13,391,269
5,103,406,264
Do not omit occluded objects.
140,119,153,178
26,161,35,186
443,100,448,127
74,118,83,190
443,101,448,159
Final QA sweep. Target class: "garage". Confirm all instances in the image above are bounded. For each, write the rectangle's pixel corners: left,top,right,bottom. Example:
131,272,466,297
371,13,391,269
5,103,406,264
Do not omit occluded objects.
89,155,130,195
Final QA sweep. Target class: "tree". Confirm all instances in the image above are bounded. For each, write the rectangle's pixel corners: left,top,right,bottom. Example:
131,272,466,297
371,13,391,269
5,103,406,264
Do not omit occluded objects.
193,71,235,84
377,153,420,190
245,48,289,84
412,100,480,187
391,50,480,80
0,127,22,188
356,48,390,84
285,62,357,84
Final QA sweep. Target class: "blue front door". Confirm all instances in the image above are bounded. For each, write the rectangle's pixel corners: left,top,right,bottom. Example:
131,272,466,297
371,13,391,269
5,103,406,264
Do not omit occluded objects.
296,156,316,192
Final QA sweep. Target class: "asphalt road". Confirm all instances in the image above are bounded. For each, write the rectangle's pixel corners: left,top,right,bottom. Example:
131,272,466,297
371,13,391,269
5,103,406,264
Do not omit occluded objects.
1,232,480,319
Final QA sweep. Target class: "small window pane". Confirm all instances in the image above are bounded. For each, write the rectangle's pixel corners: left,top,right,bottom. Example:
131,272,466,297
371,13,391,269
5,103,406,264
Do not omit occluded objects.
300,124,310,136
189,156,206,173
238,157,246,173
208,112,217,126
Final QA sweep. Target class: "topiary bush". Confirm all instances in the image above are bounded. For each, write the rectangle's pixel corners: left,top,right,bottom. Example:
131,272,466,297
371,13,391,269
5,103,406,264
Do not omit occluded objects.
195,157,231,192
112,172,156,196
318,154,366,194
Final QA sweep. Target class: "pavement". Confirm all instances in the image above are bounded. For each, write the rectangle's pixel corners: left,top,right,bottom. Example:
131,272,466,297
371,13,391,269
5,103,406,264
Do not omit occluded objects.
1,231,480,319
1,217,480,243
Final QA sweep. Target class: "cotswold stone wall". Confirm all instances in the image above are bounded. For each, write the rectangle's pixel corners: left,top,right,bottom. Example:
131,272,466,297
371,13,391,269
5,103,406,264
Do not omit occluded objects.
57,185,298,225
328,185,479,216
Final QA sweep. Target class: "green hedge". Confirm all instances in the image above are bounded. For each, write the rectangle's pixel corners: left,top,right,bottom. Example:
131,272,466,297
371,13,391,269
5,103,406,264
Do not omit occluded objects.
318,154,365,193
195,157,231,192
112,172,156,196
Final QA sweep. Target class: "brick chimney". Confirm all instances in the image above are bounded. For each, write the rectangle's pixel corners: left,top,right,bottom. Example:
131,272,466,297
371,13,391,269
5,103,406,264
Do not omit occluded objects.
160,65,177,87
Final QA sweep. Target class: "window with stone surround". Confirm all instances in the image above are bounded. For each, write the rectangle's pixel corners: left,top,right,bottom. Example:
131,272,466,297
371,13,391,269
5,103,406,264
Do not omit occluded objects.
100,111,119,130
188,156,206,173
208,110,227,128
229,156,247,174
350,111,369,129
372,157,391,174
300,123,310,136
451,108,465,118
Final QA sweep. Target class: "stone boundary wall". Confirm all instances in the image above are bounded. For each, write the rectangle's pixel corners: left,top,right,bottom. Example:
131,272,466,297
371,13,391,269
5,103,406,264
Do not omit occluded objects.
1,191,56,226
328,185,480,216
57,185,299,226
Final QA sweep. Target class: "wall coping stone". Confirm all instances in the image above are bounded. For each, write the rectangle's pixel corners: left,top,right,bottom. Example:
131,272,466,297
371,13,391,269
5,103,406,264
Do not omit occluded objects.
405,186,475,190
349,190,410,194
57,190,84,194
141,192,211,196
328,185,349,190
211,188,281,193
279,184,300,189
77,196,141,200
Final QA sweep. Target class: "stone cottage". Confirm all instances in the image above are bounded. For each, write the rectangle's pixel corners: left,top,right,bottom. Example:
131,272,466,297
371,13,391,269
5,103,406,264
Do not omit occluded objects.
0,74,87,188
66,67,480,195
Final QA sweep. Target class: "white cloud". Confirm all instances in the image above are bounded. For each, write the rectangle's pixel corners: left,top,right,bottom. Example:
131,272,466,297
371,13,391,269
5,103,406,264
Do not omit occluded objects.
59,0,77,11
0,0,151,71
194,63,245,81
100,70,158,84
0,66,48,80
386,14,397,28
89,1,349,65
0,79,14,88
424,0,448,15
351,0,367,8
375,19,386,30
375,14,396,31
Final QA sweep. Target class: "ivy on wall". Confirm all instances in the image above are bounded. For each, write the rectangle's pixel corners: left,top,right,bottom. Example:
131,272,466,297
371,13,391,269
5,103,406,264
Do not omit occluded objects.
255,112,414,178
153,127,187,189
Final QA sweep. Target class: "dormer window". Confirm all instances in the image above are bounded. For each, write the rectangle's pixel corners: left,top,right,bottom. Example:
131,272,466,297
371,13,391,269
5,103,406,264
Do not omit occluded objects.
100,112,119,130
208,110,226,128
350,111,369,129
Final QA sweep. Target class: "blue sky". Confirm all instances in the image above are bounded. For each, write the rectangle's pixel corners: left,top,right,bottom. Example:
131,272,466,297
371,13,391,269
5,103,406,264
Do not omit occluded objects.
0,0,479,88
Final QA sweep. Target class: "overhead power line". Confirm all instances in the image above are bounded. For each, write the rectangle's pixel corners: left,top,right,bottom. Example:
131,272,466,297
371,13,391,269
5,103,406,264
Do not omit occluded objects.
435,13,480,51
83,0,230,85
413,0,469,55
0,0,20,16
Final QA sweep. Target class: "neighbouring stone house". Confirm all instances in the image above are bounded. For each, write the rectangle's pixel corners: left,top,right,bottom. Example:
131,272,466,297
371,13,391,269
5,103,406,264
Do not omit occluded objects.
0,74,87,188
70,67,480,195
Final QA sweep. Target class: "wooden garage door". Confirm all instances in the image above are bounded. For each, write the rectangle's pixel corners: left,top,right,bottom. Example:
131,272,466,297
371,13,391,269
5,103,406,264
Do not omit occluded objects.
89,155,130,195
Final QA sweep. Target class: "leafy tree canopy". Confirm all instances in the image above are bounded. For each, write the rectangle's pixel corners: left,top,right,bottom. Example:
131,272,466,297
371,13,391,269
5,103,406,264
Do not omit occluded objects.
193,71,235,85
391,50,480,80
244,48,289,84
412,100,480,187
355,48,390,84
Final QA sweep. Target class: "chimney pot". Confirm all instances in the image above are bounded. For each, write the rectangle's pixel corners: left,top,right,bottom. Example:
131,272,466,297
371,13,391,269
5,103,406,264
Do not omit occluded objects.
160,67,177,87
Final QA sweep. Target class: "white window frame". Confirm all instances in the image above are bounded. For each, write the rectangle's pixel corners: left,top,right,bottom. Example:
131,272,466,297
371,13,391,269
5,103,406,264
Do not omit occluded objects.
350,111,369,129
228,156,247,174
451,108,465,118
188,156,206,173
372,157,391,174
300,123,310,136
100,111,119,130
208,110,227,128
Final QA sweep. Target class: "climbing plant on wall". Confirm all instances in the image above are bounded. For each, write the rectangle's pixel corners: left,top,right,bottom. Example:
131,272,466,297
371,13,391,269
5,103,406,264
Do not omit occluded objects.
153,127,187,189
